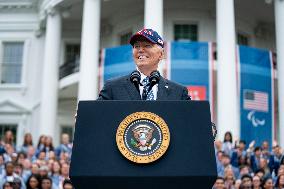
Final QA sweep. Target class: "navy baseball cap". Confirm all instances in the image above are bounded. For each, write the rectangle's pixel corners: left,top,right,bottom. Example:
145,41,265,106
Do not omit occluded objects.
129,29,164,48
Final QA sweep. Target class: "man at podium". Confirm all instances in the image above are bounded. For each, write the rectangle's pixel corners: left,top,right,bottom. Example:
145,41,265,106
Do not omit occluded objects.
98,28,191,101
72,29,218,189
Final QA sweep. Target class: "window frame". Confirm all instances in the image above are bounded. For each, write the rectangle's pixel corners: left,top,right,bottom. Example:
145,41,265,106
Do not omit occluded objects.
237,32,250,46
173,22,199,42
0,39,28,89
61,39,81,66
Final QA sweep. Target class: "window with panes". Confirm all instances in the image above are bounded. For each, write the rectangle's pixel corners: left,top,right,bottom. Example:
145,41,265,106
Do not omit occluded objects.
1,42,24,84
174,24,198,41
65,44,80,63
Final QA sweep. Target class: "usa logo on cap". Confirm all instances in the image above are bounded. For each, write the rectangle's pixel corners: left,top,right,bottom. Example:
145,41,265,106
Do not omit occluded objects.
130,28,164,48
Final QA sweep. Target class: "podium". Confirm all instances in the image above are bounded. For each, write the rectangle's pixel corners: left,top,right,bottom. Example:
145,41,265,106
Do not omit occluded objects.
70,101,217,189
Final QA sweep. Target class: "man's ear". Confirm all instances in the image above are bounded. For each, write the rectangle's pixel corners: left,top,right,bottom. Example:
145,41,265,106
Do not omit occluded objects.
159,48,165,60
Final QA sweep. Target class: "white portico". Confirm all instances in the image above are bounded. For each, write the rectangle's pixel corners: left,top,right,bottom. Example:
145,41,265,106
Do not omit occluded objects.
0,0,282,146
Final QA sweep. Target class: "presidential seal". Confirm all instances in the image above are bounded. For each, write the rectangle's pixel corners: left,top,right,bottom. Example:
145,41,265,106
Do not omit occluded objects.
116,112,170,164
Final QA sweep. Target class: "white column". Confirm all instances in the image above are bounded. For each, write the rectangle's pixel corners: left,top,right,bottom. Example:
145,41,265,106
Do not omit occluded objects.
39,7,61,137
216,0,239,140
144,0,163,36
275,0,284,147
144,0,164,75
78,0,101,100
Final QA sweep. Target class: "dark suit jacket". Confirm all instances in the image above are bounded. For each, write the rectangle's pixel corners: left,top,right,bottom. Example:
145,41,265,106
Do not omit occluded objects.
97,74,191,100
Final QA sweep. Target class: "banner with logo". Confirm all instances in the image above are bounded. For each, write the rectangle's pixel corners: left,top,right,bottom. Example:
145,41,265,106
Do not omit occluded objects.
238,45,274,146
167,42,214,116
100,45,134,88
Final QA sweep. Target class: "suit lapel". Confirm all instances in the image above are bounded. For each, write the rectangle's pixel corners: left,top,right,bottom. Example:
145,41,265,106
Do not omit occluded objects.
124,77,141,100
157,77,170,100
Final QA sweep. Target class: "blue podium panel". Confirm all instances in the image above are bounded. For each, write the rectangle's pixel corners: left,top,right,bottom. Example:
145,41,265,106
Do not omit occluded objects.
70,101,216,189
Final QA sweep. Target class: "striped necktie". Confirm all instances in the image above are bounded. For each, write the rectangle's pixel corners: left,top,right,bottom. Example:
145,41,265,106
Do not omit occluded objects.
142,77,154,100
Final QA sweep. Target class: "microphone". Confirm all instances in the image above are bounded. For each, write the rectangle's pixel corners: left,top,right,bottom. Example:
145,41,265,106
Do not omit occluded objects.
148,70,160,92
130,70,141,92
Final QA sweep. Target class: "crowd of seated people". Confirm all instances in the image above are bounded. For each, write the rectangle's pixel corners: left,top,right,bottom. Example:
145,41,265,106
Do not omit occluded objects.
213,131,284,189
0,130,74,189
1,129,284,189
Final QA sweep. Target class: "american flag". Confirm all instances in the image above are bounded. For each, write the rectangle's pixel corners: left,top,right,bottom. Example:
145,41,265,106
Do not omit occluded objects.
243,90,269,112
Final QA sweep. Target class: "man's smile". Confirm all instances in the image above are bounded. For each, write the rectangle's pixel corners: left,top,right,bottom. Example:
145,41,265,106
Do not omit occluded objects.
138,55,148,60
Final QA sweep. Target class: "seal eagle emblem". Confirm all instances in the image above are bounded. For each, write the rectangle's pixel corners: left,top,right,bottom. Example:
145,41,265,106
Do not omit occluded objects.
116,112,170,164
131,125,156,151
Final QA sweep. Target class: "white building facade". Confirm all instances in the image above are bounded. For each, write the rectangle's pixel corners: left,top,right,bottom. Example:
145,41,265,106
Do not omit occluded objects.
0,0,283,146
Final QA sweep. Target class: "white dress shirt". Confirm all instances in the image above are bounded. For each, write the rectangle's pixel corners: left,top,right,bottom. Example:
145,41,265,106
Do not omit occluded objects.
138,70,158,100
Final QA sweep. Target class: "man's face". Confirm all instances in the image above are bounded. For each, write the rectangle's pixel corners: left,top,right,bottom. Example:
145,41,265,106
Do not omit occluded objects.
39,152,46,160
273,146,280,155
217,152,223,161
14,165,22,175
31,164,39,174
239,142,245,150
221,156,230,166
259,158,267,168
214,179,225,189
62,134,70,145
41,179,52,189
61,163,70,175
23,159,31,169
240,167,249,175
6,163,14,175
242,177,252,187
27,146,35,156
255,149,262,157
132,40,163,75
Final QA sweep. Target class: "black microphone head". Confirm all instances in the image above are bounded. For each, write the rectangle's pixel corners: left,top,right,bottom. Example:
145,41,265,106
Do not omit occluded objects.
149,70,160,83
130,70,141,83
